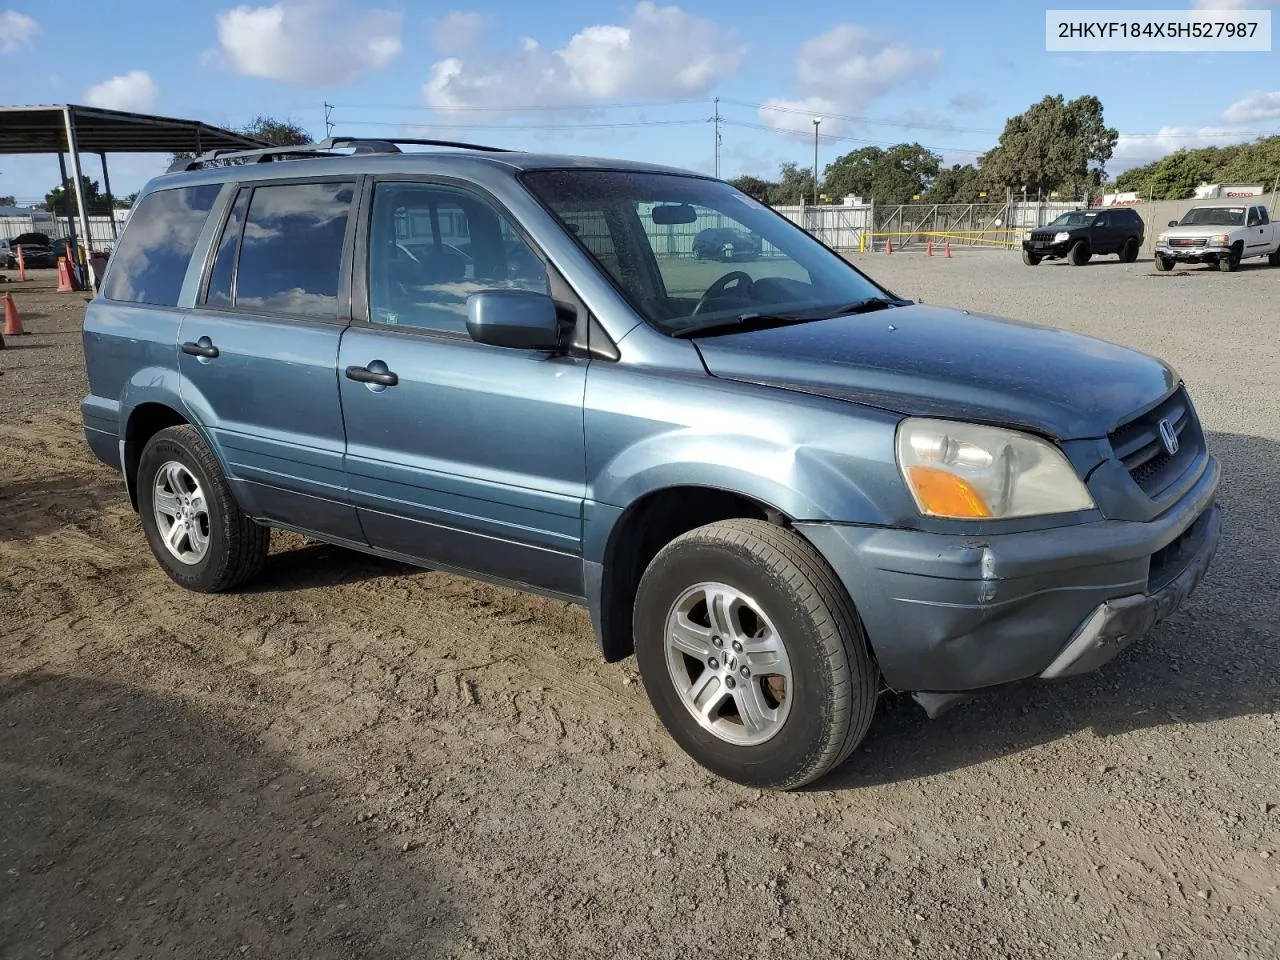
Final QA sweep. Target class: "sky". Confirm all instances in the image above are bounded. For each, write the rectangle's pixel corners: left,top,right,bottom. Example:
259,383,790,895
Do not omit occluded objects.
1,0,1278,203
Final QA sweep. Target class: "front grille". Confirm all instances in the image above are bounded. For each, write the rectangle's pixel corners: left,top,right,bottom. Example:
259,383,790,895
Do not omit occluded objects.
1168,238,1206,248
1108,387,1201,498
1030,233,1058,243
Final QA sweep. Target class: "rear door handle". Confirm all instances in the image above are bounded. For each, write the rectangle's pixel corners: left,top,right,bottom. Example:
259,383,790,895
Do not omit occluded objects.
345,364,399,387
181,340,219,359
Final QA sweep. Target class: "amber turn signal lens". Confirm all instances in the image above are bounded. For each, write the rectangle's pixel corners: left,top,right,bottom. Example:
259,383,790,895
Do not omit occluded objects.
906,466,993,518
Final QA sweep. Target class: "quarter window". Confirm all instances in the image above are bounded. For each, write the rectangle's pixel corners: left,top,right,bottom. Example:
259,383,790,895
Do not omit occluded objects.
102,184,222,306
367,183,548,335
232,182,355,319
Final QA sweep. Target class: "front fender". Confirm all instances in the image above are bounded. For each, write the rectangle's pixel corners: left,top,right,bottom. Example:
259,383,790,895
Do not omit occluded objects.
585,365,913,524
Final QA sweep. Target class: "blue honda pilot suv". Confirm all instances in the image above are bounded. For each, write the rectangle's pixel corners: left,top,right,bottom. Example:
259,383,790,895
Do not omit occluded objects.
81,138,1221,789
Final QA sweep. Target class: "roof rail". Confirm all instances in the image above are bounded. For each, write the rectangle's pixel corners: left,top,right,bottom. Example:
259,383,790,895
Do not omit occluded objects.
167,136,514,173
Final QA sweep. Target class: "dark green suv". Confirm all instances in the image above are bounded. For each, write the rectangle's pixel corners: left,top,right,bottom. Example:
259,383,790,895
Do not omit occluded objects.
1023,207,1145,266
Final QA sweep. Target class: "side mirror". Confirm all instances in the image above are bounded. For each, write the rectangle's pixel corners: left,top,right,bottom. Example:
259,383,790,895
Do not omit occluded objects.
466,290,562,351
1168,220,1179,227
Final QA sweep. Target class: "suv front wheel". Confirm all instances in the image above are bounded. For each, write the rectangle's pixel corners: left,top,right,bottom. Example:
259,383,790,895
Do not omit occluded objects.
137,425,270,593
633,518,878,790
1068,240,1091,266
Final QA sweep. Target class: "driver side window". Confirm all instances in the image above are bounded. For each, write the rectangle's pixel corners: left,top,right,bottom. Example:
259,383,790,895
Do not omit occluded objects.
367,182,548,334
1247,207,1262,227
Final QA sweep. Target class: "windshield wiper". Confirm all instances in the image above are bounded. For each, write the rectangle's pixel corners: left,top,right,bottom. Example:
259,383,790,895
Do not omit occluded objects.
827,296,913,315
671,312,821,339
671,297,913,339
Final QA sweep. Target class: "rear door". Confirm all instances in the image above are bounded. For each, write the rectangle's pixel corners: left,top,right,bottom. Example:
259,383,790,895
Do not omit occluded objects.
177,177,364,541
337,177,588,597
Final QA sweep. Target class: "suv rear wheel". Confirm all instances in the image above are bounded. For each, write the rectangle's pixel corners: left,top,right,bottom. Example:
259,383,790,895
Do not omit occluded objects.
137,425,270,593
1121,238,1139,263
1068,240,1091,266
633,518,878,790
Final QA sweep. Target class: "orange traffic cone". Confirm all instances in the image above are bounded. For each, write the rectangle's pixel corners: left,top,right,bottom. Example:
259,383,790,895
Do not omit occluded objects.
56,257,75,293
885,239,893,254
944,241,952,259
926,240,933,256
3,292,26,335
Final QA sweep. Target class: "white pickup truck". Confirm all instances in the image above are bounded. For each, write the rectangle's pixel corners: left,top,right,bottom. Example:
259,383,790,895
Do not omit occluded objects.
1154,202,1280,272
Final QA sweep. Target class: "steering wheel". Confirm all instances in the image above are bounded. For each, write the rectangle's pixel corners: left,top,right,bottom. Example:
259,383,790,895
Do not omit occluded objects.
691,271,754,316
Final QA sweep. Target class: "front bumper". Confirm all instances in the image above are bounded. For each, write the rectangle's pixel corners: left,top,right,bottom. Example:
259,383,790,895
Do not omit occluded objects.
799,454,1221,693
1156,245,1230,262
1023,240,1071,258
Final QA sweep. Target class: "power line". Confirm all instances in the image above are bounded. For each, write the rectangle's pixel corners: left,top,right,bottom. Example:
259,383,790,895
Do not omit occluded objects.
331,117,709,131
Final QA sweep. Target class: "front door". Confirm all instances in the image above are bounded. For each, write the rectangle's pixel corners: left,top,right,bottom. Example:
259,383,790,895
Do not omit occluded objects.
178,178,364,541
338,179,587,598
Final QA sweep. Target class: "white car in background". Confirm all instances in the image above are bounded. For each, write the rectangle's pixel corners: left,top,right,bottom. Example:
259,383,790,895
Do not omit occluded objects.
1155,203,1280,272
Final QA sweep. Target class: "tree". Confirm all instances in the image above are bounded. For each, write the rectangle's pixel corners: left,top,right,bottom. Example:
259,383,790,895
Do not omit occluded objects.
822,143,941,205
727,174,774,203
925,163,985,203
1112,136,1280,199
978,94,1118,200
0,194,16,207
114,191,139,209
44,175,113,216
766,162,815,205
168,114,314,169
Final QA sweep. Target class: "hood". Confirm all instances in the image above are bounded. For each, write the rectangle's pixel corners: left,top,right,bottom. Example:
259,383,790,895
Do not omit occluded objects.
1161,222,1241,237
692,304,1177,440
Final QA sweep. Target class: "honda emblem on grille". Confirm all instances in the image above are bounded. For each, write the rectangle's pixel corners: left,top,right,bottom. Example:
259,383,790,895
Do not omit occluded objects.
1158,418,1179,456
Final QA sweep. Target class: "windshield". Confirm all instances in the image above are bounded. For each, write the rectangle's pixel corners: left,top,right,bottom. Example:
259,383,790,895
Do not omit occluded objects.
1178,207,1245,226
521,170,888,334
1048,212,1096,227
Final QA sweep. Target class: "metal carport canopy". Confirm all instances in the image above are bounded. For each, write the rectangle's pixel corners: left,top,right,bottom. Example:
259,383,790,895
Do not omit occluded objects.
0,104,266,290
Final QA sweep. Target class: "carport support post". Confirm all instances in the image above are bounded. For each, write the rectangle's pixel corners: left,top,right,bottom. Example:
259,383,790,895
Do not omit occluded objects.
61,107,96,293
99,152,118,241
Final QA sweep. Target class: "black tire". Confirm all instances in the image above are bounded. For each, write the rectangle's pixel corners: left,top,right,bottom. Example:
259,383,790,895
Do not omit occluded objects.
137,424,269,593
1121,238,1139,263
1269,248,1280,266
1021,248,1041,266
1155,255,1174,272
1068,240,1091,266
633,518,878,790
1218,247,1240,272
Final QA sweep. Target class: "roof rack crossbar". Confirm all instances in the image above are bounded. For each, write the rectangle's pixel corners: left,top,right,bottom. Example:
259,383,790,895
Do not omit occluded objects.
167,136,514,172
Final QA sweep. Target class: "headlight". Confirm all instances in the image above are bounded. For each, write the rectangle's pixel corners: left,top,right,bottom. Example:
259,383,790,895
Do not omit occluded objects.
1213,234,1230,245
895,418,1095,520
1053,231,1071,242
1023,231,1032,241
1157,234,1168,245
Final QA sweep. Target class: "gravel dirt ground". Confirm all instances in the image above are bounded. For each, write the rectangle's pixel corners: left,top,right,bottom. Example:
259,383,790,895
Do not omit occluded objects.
1,254,1277,960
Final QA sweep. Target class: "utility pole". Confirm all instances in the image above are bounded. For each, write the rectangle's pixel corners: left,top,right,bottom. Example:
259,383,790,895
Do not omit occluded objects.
324,102,335,138
812,117,822,206
711,97,722,179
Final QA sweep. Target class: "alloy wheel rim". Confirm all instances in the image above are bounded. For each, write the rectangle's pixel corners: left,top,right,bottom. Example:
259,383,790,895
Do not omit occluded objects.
663,581,793,746
152,460,210,565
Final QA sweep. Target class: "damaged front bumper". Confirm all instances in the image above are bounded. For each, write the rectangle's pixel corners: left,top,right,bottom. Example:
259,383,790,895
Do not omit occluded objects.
1155,244,1231,263
798,454,1221,697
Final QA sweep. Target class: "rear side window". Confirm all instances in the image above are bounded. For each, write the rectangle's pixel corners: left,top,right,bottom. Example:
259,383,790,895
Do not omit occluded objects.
102,184,221,306
231,182,354,319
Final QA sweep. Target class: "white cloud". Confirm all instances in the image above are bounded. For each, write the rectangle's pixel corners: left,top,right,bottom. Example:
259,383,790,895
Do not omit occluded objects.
1222,90,1280,123
1189,0,1273,9
212,0,402,85
423,2,743,112
84,70,160,112
434,11,490,52
0,9,38,53
1110,126,1257,173
759,25,941,136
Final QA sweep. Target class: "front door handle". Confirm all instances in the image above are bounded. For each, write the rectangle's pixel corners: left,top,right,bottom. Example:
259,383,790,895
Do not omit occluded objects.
345,364,399,387
181,339,219,359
